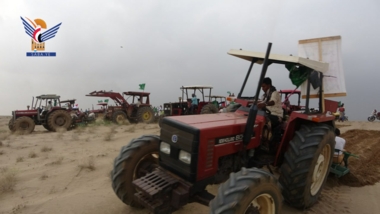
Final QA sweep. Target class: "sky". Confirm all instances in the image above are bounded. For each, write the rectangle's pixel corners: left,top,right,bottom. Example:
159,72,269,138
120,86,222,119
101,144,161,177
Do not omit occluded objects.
1,0,379,121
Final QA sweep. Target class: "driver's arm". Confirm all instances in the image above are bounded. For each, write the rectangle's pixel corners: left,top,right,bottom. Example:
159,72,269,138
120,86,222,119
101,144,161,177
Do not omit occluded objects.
264,91,280,107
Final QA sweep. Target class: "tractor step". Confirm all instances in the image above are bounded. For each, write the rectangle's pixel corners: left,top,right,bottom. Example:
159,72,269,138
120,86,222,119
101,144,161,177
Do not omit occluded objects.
133,168,181,214
134,192,172,214
133,168,179,199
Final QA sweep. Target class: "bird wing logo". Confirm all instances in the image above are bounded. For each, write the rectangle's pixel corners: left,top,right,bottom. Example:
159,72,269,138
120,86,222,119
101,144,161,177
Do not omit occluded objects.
20,16,62,57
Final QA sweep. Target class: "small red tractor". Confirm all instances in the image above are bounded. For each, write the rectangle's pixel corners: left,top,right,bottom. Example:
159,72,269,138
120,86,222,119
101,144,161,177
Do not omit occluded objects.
86,90,155,124
60,99,96,129
9,94,72,133
163,85,219,117
90,100,109,118
205,95,227,111
111,43,341,213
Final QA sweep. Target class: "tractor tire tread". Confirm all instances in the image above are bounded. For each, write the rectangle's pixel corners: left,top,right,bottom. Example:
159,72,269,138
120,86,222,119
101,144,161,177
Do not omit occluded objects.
279,123,335,209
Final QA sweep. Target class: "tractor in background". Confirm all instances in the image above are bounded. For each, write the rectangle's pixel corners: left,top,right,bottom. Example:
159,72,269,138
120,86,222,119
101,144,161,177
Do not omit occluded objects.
9,94,72,133
205,95,227,111
90,99,109,118
86,90,155,124
163,85,219,117
60,99,96,129
111,43,344,214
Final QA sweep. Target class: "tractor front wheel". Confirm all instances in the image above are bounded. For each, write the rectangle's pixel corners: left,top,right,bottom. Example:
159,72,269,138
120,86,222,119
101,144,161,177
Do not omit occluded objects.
200,103,219,114
11,117,35,134
112,111,127,125
111,135,160,208
209,167,283,214
279,123,335,209
8,118,14,131
47,110,72,132
137,106,155,123
43,124,52,131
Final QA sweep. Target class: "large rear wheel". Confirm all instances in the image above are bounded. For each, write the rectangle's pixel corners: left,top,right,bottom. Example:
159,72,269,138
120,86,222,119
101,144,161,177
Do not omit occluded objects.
111,135,160,208
209,167,283,214
43,124,52,131
11,117,35,134
279,123,335,209
47,110,72,132
137,106,155,123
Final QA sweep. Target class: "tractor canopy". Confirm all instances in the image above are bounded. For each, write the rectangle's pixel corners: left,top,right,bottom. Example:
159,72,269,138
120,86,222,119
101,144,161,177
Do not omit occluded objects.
36,94,60,100
180,85,213,90
227,49,329,73
228,49,329,89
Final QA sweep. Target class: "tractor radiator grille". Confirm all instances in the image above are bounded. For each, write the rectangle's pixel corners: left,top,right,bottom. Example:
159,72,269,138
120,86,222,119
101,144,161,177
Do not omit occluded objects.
205,140,214,168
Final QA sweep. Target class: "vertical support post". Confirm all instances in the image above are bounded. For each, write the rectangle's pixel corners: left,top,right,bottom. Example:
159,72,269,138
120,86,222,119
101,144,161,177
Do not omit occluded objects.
305,74,311,114
238,59,256,98
243,42,272,146
319,73,325,113
318,39,323,62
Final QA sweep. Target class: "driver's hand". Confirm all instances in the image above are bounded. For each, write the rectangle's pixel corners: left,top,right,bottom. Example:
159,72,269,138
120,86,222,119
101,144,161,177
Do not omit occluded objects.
257,102,266,109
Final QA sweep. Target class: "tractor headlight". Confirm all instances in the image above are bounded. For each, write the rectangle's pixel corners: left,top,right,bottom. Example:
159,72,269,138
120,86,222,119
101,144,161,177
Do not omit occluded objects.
160,142,171,154
179,150,191,164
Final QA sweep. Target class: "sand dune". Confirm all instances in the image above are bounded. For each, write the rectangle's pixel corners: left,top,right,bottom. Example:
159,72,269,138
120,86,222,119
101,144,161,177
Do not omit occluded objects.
0,116,379,214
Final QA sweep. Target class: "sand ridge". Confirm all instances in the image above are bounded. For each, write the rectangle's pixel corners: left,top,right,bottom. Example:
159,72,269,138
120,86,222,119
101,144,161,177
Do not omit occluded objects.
1,117,380,214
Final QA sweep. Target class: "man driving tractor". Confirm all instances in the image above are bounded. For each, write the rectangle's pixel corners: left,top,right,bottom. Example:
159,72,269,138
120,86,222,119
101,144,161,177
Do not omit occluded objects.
257,77,283,131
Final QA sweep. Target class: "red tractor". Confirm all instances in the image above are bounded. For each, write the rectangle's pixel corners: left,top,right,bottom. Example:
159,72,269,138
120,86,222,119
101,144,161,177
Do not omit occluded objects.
59,99,96,129
86,90,155,124
205,95,227,111
90,101,109,118
9,94,72,133
163,85,219,117
111,43,339,213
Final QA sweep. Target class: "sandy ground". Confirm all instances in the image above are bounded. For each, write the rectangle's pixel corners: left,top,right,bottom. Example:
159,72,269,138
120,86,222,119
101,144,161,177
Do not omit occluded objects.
1,117,380,214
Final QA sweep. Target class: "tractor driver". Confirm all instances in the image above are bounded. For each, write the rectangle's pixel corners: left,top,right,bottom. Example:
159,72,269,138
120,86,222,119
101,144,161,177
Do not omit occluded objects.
40,101,52,116
257,77,283,131
190,94,198,114
46,101,52,110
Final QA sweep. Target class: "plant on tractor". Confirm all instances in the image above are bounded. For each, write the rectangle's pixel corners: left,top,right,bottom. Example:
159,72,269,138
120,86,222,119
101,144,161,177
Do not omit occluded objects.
111,43,341,214
86,90,155,124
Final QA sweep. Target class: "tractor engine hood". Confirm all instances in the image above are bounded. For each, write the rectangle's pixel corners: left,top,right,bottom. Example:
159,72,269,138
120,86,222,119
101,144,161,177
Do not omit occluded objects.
163,111,265,130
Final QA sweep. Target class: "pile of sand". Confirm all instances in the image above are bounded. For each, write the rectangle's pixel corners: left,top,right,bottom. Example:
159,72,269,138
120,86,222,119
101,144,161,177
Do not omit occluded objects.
337,129,380,187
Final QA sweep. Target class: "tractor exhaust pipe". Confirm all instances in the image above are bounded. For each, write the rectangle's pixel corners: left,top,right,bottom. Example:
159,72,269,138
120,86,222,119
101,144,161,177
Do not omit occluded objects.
242,42,272,147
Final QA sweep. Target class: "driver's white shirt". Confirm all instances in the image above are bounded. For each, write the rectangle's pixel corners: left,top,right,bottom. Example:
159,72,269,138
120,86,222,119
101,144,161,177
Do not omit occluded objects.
335,136,346,155
264,91,282,118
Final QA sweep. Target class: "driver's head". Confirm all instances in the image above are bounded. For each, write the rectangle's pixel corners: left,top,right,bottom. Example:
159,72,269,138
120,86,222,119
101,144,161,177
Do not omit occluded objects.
335,128,341,136
261,77,272,93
